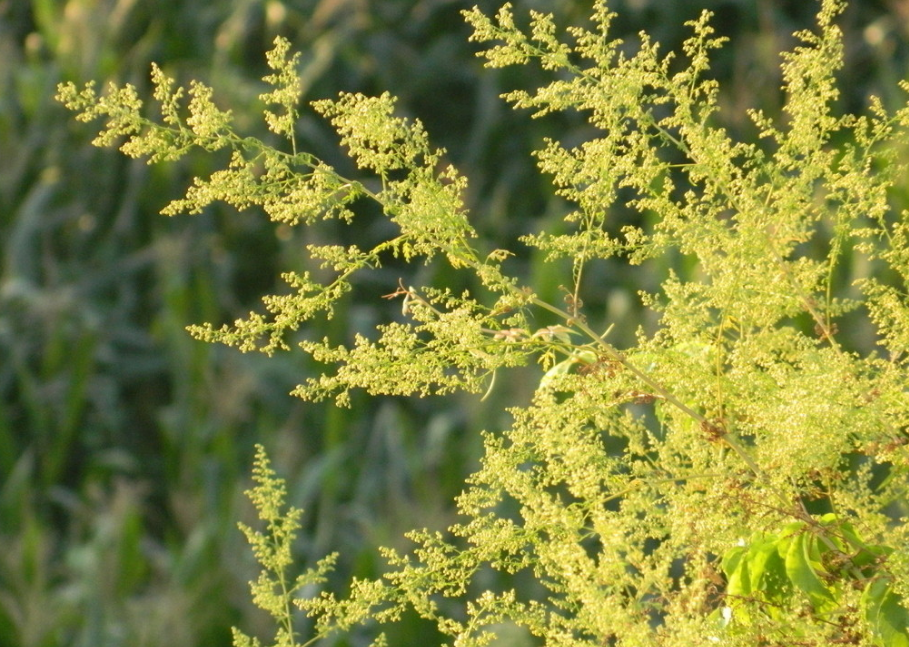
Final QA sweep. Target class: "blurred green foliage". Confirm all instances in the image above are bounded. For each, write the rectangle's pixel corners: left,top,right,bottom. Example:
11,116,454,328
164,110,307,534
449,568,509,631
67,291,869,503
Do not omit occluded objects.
2,0,909,645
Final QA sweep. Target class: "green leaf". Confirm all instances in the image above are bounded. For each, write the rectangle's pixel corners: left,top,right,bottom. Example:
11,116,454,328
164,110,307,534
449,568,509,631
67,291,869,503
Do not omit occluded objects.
862,578,909,647
784,532,836,611
539,356,575,390
722,545,751,597
747,536,789,602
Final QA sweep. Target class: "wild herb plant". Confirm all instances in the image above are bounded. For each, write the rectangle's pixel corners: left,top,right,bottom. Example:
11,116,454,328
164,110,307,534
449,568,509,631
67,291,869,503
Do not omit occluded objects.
58,0,909,643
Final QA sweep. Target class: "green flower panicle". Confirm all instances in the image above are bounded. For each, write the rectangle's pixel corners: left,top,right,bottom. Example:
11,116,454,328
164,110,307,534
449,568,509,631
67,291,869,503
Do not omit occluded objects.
59,0,909,643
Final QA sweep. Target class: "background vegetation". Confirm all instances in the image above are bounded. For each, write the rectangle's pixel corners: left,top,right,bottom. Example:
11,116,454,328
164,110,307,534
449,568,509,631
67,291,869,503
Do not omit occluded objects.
2,0,909,645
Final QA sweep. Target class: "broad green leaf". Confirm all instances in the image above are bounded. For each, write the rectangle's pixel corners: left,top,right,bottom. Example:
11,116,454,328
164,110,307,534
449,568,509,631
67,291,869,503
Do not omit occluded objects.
747,536,789,601
862,578,909,647
784,532,836,611
723,545,751,597
721,545,747,578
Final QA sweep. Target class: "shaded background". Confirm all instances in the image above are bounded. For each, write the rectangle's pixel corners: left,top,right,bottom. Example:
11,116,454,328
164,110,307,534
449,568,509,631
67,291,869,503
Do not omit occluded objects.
1,0,908,645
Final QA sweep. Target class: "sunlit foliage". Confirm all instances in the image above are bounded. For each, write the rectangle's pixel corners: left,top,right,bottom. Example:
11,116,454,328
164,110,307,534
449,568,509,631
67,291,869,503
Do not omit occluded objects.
59,0,909,643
